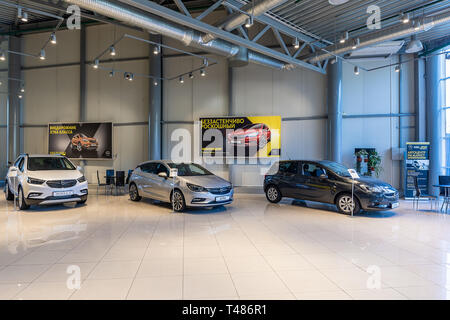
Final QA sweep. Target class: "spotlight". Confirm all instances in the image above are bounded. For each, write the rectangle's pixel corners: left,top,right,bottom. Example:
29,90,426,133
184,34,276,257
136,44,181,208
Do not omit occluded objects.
179,76,184,84
245,15,253,28
109,46,116,56
401,13,410,24
50,33,57,45
153,45,160,55
109,70,115,77
330,58,337,65
0,51,5,61
352,38,360,50
200,69,206,77
18,94,23,99
20,85,25,93
153,80,158,86
0,81,2,86
354,66,360,75
395,65,401,73
18,8,28,22
340,31,348,44
293,37,300,49
124,72,134,81
93,59,99,69
188,73,194,79
203,58,209,67
39,49,46,60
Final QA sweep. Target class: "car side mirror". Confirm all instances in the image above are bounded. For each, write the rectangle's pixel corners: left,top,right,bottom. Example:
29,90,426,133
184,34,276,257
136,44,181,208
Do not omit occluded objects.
158,172,168,179
319,174,328,180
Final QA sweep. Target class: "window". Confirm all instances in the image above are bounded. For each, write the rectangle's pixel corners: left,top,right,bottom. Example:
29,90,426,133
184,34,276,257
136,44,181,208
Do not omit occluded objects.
167,163,213,176
28,157,76,171
141,163,157,174
302,162,326,177
18,158,25,172
278,161,298,174
155,163,169,175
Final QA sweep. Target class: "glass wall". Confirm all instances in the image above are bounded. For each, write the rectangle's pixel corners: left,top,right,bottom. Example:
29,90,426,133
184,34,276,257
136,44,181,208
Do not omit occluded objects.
445,49,450,175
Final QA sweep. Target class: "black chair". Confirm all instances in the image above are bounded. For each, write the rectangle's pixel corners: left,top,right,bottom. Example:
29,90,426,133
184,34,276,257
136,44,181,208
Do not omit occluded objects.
438,176,450,212
97,170,108,195
413,175,437,211
106,169,115,195
115,171,125,194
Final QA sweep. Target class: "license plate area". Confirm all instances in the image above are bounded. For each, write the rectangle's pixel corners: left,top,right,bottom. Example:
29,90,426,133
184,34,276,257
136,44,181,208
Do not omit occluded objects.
391,202,399,209
216,196,229,202
53,191,74,197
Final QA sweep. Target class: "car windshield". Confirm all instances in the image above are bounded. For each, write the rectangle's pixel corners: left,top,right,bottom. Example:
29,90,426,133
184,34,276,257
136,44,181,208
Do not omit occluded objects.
319,161,352,177
167,163,213,176
28,157,76,171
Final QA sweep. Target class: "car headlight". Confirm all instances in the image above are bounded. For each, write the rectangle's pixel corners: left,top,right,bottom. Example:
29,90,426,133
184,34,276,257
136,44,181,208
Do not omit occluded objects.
77,176,86,183
359,184,383,193
27,177,45,185
187,183,207,192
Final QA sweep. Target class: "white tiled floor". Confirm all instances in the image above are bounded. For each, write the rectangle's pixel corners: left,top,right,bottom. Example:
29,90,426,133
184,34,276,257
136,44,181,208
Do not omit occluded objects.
1,192,450,300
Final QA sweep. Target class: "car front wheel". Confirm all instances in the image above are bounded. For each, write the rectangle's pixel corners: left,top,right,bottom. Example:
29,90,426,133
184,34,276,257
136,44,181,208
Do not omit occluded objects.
336,193,361,215
17,187,30,210
265,185,282,203
171,189,186,212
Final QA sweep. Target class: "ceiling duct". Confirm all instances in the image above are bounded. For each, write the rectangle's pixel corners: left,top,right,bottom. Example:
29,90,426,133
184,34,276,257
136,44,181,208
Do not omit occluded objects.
64,0,287,69
202,0,288,43
306,11,450,64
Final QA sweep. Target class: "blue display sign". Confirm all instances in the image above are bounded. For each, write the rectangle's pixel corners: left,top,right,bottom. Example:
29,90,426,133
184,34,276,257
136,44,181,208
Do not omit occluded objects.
405,142,430,198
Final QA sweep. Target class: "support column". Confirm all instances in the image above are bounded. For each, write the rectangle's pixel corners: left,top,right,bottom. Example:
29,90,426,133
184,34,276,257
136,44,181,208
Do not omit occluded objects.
425,54,445,196
7,36,22,162
228,65,234,183
79,28,87,171
414,57,426,142
327,59,343,163
148,34,162,160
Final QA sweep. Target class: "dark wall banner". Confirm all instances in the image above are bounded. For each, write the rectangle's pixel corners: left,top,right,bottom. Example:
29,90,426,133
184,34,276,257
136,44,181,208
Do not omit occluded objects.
200,116,281,158
405,142,430,198
48,122,113,160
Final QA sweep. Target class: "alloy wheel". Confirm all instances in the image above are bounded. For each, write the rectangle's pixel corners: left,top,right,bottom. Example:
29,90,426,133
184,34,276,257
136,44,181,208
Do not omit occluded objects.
172,191,184,211
267,187,278,201
129,184,137,200
338,195,355,214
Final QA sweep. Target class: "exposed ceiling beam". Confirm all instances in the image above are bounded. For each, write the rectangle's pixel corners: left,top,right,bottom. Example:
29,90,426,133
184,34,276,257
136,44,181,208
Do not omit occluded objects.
116,0,325,73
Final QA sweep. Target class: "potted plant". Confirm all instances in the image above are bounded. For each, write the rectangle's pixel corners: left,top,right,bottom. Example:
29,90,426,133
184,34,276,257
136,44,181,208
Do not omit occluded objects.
368,150,382,177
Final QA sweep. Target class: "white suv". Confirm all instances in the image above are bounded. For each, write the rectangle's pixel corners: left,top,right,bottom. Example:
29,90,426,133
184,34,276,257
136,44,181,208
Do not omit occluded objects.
4,154,88,210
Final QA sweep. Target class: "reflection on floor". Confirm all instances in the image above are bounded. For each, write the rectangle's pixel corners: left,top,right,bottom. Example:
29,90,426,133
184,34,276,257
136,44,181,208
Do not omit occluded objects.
0,193,449,300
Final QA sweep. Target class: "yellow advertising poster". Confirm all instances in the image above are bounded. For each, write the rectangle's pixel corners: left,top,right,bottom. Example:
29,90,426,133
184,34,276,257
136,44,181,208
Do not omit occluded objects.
200,116,281,158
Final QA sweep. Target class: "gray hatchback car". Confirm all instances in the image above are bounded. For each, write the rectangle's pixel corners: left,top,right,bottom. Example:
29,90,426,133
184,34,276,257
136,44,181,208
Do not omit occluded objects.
128,160,234,212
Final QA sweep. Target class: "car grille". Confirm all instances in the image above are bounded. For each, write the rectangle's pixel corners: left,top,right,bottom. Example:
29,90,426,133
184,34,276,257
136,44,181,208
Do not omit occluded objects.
46,180,77,188
208,186,232,195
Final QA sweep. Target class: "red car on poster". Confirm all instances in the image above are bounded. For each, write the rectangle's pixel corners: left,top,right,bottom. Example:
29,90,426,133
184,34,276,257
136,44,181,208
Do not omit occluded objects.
227,123,271,149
